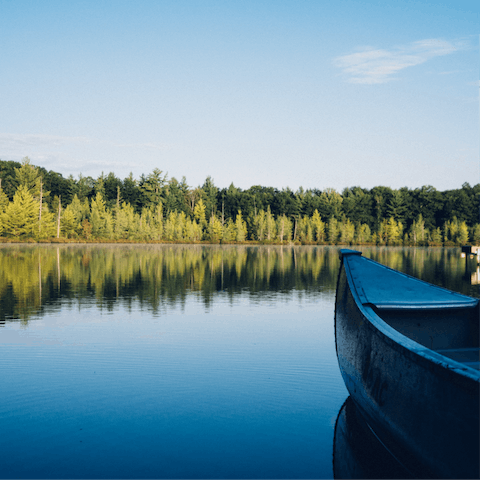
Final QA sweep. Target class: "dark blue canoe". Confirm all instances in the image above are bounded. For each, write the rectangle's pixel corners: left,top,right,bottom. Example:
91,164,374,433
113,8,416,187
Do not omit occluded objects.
335,249,480,479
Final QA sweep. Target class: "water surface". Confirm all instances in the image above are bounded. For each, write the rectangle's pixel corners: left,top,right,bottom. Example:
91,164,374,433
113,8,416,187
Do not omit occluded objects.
0,245,477,478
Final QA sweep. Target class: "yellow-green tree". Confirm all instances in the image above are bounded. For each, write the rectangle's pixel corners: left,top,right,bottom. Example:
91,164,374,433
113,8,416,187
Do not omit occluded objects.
1,185,38,238
356,223,371,244
14,157,43,198
90,192,113,239
164,211,178,241
253,210,266,241
276,214,292,242
311,209,325,243
410,214,427,245
235,211,247,242
339,218,355,244
222,218,236,242
0,185,9,235
386,217,402,245
458,221,469,245
327,217,339,244
265,206,276,240
38,204,56,239
193,198,207,229
207,213,222,242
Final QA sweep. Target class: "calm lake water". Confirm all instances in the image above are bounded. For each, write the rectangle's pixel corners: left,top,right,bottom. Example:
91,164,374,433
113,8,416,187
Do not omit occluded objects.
0,245,478,479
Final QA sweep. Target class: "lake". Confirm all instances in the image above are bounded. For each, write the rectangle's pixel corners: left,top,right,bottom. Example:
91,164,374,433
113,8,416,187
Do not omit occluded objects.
0,245,478,478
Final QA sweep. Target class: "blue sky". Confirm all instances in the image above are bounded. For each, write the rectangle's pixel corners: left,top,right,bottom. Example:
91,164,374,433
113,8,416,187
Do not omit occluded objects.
0,0,478,192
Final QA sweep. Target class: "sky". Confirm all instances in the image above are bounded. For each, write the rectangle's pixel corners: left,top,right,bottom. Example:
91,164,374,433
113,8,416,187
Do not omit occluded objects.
0,0,478,192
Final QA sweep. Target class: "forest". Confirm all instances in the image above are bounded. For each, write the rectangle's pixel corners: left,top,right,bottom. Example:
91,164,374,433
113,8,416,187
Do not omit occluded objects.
1,158,479,245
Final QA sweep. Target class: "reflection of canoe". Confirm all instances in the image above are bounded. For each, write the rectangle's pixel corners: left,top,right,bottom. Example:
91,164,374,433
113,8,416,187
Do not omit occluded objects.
335,250,480,479
333,396,413,479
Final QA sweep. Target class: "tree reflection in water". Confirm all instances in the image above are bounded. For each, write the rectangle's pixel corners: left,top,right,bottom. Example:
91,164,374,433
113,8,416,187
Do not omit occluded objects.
0,244,477,324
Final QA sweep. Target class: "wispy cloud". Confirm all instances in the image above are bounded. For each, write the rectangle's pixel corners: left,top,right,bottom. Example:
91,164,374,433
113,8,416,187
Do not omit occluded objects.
0,133,170,152
0,133,91,151
333,38,462,84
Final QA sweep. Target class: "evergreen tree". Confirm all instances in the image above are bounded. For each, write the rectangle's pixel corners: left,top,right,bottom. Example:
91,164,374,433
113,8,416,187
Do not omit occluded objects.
327,217,339,244
235,211,247,242
140,168,167,207
339,218,355,244
311,209,325,243
265,206,276,241
63,195,88,237
164,211,177,241
90,192,113,239
193,198,207,227
471,224,480,244
207,213,222,242
202,176,219,218
60,207,78,238
222,219,236,242
458,221,469,245
386,217,402,245
386,190,407,222
430,227,442,245
1,185,38,238
253,210,266,241
0,183,9,212
356,224,371,244
15,157,43,198
38,204,56,239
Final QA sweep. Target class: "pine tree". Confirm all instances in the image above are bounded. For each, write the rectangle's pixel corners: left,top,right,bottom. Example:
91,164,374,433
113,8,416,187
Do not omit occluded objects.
193,198,207,227
235,211,247,242
63,195,87,237
14,157,43,198
471,224,480,244
253,210,266,240
327,217,339,244
164,211,177,241
430,227,442,245
90,192,113,239
356,224,371,244
60,208,78,238
38,204,56,239
386,217,402,245
265,206,276,241
0,184,8,212
222,218,236,242
1,185,38,238
458,221,469,245
311,209,325,243
207,213,222,242
0,183,8,236
340,218,355,244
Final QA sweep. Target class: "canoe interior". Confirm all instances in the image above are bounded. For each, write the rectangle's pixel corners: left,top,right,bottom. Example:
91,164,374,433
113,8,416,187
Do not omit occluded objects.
374,305,480,370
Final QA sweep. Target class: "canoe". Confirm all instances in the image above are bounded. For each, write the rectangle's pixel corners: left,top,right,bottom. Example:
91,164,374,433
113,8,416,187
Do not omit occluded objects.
334,249,480,479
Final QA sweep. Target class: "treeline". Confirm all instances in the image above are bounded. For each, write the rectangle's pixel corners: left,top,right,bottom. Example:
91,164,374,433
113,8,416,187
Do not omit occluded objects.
1,158,479,245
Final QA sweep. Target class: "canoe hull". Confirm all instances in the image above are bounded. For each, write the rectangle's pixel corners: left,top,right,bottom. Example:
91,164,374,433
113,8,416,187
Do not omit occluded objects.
335,255,480,479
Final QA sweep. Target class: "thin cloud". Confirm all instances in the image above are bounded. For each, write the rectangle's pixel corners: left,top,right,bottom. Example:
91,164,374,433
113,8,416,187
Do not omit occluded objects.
0,133,171,153
333,38,461,84
0,133,91,150
114,142,171,150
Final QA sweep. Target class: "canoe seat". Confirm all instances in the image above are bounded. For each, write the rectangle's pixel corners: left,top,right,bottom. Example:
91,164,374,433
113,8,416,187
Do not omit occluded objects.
435,347,480,371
